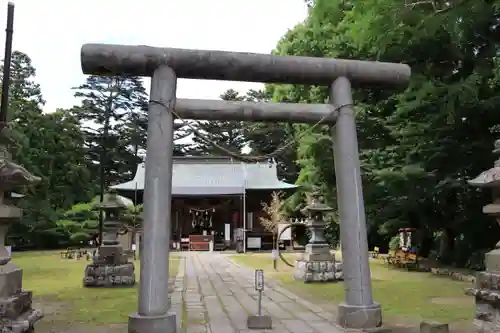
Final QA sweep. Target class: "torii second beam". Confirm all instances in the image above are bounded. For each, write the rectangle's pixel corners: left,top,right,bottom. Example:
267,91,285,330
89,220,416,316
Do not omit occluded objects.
174,99,338,124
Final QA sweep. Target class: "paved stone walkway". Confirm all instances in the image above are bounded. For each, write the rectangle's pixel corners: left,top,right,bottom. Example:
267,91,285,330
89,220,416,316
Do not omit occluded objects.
169,252,343,333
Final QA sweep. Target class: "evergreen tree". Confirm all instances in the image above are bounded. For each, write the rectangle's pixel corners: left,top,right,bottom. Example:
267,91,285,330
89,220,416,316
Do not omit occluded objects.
188,89,247,155
1,51,93,248
2,51,44,122
72,76,148,185
242,88,299,182
273,0,500,266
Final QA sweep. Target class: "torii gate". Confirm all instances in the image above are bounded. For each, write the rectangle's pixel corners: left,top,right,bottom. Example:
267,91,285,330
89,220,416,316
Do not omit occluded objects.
80,43,410,333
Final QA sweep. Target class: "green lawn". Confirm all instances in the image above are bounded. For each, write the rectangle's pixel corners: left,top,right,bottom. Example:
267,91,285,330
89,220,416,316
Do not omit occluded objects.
231,253,474,326
12,250,179,328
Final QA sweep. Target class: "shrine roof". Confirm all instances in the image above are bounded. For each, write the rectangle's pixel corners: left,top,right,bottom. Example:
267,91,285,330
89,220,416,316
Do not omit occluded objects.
111,156,298,196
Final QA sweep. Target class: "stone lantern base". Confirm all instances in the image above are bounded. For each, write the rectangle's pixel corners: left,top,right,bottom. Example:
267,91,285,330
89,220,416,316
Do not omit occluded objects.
293,246,343,283
0,263,43,333
83,262,135,287
293,260,343,282
465,248,500,333
83,246,136,287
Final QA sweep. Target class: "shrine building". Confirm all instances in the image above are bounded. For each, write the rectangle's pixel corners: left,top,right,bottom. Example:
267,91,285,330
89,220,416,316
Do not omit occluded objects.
111,156,298,252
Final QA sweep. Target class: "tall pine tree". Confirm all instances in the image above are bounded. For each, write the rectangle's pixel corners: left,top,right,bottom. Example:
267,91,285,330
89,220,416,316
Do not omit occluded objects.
189,89,247,155
242,88,299,182
72,76,147,185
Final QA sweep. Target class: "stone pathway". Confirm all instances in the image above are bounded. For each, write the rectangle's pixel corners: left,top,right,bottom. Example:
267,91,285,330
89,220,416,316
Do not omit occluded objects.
170,252,343,333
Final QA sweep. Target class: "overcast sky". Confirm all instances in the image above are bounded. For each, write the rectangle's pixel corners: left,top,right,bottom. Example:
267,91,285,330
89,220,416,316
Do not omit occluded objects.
0,0,308,112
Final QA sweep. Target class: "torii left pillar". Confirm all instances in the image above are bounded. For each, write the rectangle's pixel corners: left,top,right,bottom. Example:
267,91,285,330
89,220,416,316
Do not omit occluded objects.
128,66,177,333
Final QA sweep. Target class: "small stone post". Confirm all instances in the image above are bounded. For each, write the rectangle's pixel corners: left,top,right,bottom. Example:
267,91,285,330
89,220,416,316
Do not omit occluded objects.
0,128,43,333
134,230,142,260
293,191,343,282
467,138,500,333
83,190,135,287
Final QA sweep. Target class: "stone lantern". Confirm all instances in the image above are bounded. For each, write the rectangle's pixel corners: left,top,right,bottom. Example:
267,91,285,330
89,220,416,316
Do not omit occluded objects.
83,190,136,287
293,191,343,282
0,129,43,333
467,138,500,333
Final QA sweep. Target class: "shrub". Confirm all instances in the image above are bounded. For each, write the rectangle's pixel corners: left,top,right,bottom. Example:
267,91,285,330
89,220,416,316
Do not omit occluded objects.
389,235,400,250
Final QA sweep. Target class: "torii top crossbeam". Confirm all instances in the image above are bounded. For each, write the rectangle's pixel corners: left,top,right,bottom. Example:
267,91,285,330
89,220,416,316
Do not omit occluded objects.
81,43,411,88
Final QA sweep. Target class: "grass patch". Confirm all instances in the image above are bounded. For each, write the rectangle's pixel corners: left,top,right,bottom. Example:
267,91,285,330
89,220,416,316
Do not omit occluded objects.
180,258,188,330
13,250,180,325
231,253,474,324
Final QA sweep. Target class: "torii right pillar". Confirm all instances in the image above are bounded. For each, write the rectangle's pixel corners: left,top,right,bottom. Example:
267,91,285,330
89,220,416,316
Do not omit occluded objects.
332,77,382,329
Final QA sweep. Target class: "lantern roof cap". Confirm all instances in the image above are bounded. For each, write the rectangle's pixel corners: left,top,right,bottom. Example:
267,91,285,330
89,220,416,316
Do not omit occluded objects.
469,139,500,187
301,189,333,214
94,189,131,210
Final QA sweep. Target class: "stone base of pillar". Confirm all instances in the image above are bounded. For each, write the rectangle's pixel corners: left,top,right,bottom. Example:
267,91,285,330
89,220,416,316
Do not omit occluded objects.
293,259,343,282
0,308,43,333
0,262,43,333
128,312,177,333
471,318,496,333
465,250,500,333
0,291,43,333
83,262,136,287
336,301,382,329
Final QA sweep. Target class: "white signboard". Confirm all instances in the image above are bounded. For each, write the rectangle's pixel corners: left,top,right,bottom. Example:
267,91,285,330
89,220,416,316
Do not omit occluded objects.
246,212,254,230
278,223,292,241
255,269,264,291
247,237,261,249
5,246,11,256
224,224,231,241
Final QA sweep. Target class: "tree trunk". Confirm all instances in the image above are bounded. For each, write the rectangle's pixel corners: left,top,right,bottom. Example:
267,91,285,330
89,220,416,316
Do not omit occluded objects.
273,233,277,270
438,228,455,265
418,228,434,258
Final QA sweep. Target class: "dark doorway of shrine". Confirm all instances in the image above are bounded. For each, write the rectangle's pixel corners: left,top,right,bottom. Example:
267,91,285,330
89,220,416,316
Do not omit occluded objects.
172,196,242,250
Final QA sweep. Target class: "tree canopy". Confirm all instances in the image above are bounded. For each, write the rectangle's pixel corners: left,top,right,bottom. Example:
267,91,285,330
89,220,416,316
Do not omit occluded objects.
1,0,500,270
